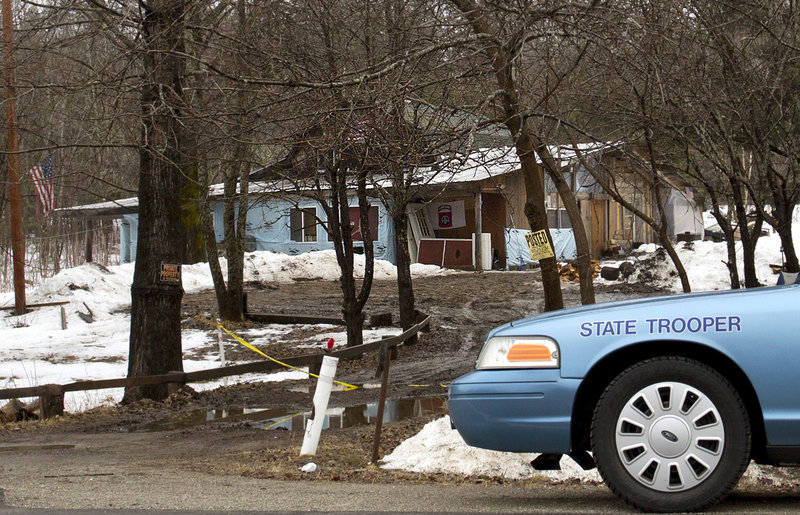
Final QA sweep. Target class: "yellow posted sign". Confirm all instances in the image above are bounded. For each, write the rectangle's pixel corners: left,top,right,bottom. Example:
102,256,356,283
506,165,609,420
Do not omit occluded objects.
159,263,182,283
525,230,555,261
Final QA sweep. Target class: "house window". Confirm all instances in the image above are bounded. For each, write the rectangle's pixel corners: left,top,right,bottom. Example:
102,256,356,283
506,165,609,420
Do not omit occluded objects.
290,208,317,242
546,193,572,229
348,206,379,240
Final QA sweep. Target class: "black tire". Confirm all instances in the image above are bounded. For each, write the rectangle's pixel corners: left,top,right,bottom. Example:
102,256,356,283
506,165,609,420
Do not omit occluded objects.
591,357,751,512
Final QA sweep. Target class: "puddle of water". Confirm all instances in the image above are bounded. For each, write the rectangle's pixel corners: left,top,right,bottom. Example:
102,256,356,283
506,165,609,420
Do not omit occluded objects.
131,397,446,433
0,444,76,452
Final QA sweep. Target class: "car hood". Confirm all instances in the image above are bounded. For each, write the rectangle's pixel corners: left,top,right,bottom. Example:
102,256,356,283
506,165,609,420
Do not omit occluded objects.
492,284,795,336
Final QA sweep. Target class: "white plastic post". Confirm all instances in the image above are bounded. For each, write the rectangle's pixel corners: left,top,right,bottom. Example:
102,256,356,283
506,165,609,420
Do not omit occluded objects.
216,318,226,367
216,319,227,386
300,355,339,456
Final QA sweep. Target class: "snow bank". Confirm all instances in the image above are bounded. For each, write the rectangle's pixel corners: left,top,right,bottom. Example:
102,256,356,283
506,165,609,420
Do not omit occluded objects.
381,416,601,482
597,225,792,293
0,250,455,411
2,249,456,306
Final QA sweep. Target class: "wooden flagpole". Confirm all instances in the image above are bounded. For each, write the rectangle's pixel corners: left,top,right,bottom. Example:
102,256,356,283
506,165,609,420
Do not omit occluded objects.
2,0,26,315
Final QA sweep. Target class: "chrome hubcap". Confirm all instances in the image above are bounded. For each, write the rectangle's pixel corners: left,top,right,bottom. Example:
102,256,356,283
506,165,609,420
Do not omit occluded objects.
615,381,725,492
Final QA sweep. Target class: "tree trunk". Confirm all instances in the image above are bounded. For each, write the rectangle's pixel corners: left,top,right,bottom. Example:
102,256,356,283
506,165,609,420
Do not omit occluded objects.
342,282,365,348
555,188,595,305
393,210,417,344
520,139,564,311
180,165,206,264
776,217,799,274
199,163,248,322
339,169,375,348
723,168,761,288
770,190,799,274
355,169,375,311
85,219,93,263
532,135,595,305
724,237,740,289
226,162,249,319
741,213,763,287
653,182,691,293
451,0,563,311
124,0,187,403
733,197,762,288
751,171,798,274
706,192,740,289
322,161,373,348
660,229,691,292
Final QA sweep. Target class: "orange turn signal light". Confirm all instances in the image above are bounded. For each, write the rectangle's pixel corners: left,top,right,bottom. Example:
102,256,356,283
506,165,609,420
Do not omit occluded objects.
507,343,552,362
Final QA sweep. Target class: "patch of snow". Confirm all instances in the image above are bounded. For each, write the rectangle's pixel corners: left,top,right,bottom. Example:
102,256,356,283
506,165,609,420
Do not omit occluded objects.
0,250,454,410
383,416,799,486
381,416,601,482
595,220,794,292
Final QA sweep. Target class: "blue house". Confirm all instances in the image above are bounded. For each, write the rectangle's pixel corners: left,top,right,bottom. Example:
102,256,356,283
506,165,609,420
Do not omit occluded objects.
205,193,396,264
69,192,397,265
59,144,704,270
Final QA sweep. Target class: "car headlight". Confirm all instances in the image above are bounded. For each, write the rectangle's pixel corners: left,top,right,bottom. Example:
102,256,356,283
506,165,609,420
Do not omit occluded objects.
476,336,560,369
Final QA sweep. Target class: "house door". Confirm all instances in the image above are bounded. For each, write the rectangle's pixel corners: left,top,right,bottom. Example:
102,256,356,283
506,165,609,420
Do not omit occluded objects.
590,199,606,258
481,192,506,269
407,205,432,263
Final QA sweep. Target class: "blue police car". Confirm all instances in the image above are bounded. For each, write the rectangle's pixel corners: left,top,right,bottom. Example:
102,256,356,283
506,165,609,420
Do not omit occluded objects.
448,284,800,512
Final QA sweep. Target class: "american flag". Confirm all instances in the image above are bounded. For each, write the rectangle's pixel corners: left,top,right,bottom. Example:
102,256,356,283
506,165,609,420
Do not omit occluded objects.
349,116,369,143
29,154,55,218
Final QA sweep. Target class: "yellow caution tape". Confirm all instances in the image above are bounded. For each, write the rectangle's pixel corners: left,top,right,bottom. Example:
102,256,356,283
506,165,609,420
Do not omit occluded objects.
217,324,359,391
262,411,303,431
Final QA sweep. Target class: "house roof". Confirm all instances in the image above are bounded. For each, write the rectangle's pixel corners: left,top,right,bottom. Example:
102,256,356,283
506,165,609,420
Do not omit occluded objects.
57,196,139,218
58,142,619,217
411,142,616,187
248,100,515,182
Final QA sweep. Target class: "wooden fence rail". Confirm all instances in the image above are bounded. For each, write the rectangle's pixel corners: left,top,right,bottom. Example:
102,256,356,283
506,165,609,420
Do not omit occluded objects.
0,313,431,419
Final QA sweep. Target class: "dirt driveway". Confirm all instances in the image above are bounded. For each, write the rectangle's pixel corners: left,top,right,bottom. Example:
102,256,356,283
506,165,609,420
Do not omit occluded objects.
179,270,665,402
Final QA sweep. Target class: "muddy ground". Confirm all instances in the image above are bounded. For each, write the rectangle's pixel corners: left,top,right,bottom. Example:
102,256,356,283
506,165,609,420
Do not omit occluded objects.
181,270,666,409
0,270,666,484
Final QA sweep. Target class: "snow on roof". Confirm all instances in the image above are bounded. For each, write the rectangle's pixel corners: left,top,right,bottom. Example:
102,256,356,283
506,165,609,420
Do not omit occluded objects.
61,142,619,214
56,196,139,217
404,142,618,188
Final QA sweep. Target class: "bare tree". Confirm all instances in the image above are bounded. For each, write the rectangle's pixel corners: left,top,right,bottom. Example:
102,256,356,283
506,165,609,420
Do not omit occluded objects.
690,0,800,275
0,4,140,286
648,0,779,289
565,1,698,291
449,0,606,310
124,0,190,402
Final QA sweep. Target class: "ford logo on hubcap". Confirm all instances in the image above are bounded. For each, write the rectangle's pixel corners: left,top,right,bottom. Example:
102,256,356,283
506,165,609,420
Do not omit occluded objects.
661,430,679,443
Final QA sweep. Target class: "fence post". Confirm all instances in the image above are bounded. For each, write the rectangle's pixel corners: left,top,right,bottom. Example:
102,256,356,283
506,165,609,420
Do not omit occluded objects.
39,384,64,419
166,371,187,396
371,340,392,463
216,319,228,386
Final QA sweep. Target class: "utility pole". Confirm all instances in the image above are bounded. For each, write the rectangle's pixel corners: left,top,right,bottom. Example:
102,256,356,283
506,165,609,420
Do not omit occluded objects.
2,0,26,315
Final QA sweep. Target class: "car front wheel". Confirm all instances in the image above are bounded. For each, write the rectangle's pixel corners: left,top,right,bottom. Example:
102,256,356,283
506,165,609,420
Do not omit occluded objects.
591,357,750,512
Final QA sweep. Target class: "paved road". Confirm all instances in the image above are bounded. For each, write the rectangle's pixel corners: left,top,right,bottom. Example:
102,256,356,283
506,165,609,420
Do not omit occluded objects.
4,462,800,513
2,432,800,513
